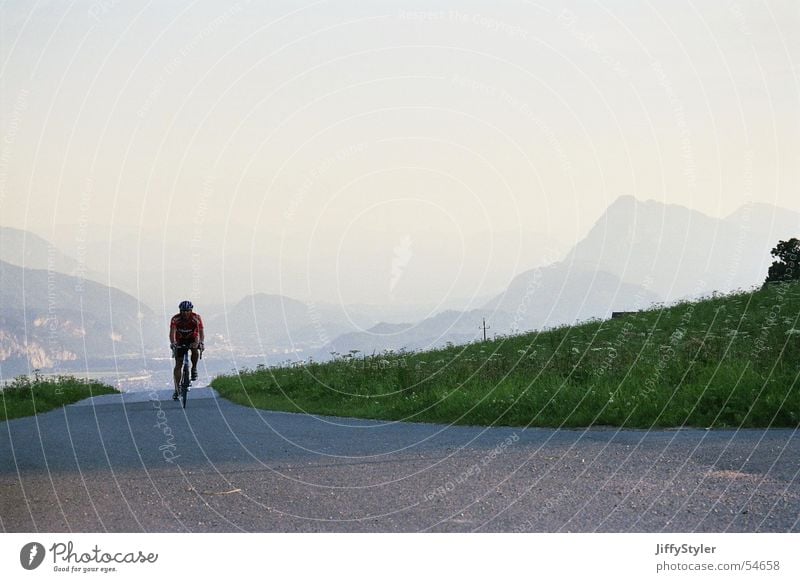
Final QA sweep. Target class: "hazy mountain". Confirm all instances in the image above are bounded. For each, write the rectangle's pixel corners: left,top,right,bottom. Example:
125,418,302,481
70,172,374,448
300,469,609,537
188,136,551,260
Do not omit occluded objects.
0,227,81,275
0,224,566,373
316,199,703,355
318,308,517,357
0,259,161,377
10,196,795,372
332,297,500,325
726,202,800,235
43,225,223,312
564,196,800,302
320,264,658,360
211,293,375,354
483,264,660,330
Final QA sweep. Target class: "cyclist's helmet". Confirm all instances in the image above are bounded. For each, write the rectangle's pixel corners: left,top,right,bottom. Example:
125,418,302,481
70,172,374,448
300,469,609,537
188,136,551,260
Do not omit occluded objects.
179,300,194,312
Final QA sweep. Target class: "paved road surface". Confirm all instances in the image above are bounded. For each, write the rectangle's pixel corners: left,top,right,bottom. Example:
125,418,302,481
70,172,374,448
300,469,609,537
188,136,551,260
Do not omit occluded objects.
1,387,798,532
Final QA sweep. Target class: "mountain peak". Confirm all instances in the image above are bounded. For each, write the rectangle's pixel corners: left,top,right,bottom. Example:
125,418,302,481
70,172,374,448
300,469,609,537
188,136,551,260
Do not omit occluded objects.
0,226,79,274
604,196,716,218
615,194,637,203
564,195,799,302
606,195,638,212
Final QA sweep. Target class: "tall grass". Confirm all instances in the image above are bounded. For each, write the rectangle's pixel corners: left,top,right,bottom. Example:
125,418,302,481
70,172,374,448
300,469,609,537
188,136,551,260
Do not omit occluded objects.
212,281,800,428
0,373,118,421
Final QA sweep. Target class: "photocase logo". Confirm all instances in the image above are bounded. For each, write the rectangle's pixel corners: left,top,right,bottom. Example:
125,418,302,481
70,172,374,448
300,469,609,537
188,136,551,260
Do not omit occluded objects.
20,542,46,570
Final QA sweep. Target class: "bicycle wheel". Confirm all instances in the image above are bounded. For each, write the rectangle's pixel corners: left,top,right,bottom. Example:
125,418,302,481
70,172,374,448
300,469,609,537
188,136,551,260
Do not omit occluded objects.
181,360,190,408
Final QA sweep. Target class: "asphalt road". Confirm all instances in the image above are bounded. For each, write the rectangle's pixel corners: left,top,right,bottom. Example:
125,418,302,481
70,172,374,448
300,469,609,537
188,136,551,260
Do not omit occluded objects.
1,387,798,532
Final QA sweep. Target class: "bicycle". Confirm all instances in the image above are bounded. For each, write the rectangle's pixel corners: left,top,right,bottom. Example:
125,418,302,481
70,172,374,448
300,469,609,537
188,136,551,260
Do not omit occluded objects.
172,343,202,408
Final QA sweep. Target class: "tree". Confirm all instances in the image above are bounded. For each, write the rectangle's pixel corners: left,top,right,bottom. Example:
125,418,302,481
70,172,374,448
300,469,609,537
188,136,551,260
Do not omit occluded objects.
764,238,800,284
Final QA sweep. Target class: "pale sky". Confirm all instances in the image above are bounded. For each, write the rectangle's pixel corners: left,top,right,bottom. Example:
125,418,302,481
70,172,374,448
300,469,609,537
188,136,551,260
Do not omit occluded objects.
1,0,799,304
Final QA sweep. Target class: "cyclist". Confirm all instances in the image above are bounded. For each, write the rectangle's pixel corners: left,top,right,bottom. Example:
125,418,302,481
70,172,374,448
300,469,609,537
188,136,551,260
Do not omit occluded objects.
169,300,205,400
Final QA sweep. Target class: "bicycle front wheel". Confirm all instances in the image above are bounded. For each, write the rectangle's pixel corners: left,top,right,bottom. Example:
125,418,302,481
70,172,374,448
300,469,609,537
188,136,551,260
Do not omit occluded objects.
181,361,190,408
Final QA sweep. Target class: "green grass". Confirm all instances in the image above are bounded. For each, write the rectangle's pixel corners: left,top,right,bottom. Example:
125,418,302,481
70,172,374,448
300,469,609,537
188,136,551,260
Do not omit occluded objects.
212,281,800,429
0,374,118,422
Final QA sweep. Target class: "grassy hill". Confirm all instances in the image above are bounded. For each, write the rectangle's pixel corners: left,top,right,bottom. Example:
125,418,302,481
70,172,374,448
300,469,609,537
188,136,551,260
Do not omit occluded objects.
1,374,118,422
212,281,800,429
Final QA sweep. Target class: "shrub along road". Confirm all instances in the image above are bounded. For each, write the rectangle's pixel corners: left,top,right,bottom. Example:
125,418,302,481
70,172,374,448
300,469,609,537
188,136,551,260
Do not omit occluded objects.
1,388,798,532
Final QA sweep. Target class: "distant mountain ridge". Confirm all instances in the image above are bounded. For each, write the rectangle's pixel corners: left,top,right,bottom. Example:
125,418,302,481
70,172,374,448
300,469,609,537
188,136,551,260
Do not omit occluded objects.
0,227,81,275
316,264,659,357
315,197,798,356
320,308,517,356
3,197,796,372
483,263,660,328
0,259,160,376
565,196,800,302
212,293,377,355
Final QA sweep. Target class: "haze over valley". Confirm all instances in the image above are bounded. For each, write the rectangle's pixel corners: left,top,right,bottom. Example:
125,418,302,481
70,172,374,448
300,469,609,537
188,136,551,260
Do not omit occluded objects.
2,196,797,385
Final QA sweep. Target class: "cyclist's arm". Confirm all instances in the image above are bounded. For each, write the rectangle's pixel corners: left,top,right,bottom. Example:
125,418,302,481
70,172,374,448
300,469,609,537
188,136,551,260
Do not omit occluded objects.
197,315,205,345
169,318,177,345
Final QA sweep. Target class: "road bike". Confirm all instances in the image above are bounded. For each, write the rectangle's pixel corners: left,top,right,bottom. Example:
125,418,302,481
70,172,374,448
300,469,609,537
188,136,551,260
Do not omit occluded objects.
173,344,202,408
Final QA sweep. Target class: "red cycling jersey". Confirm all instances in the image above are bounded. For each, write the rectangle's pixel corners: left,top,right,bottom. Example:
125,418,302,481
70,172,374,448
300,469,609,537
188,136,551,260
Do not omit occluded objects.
170,312,204,344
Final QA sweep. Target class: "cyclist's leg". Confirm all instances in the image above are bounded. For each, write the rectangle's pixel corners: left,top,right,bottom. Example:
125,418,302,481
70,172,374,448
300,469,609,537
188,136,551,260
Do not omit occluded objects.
190,341,200,380
173,345,188,397
172,357,181,398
